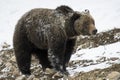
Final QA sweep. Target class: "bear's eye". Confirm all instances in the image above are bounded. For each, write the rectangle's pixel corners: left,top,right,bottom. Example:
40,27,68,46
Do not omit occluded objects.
82,22,89,30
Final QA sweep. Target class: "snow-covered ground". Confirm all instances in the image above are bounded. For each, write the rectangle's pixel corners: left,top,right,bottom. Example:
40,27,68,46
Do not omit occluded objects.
68,42,120,76
0,0,120,76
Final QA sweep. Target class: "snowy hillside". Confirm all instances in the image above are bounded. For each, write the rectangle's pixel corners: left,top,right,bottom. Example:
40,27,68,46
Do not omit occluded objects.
68,42,120,76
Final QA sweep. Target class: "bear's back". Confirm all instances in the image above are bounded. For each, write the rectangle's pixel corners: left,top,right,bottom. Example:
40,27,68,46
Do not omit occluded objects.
17,8,67,49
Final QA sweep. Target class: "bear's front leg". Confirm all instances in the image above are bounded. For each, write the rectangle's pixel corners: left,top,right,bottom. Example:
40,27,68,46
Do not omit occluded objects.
64,38,76,70
47,30,67,73
48,39,66,72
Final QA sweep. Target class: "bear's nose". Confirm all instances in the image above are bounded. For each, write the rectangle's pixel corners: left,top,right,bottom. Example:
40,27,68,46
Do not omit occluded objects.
92,29,97,35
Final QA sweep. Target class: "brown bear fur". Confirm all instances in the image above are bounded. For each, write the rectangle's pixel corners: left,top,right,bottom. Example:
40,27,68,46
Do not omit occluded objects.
55,5,74,15
13,5,97,75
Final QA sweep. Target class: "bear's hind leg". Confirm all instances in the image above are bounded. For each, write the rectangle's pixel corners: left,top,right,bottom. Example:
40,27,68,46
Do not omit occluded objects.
14,48,32,75
34,49,53,71
13,29,32,75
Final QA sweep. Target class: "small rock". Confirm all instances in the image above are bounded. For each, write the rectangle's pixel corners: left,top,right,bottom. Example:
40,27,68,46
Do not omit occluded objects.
33,78,39,80
40,75,48,80
0,58,3,66
98,57,107,63
27,75,35,80
73,60,80,64
5,62,12,67
2,42,10,49
69,60,80,66
73,72,80,78
96,78,106,80
1,67,11,72
67,76,73,80
110,57,119,61
52,72,63,79
13,69,20,77
45,68,56,75
15,75,26,80
10,56,16,62
96,78,104,80
106,71,120,80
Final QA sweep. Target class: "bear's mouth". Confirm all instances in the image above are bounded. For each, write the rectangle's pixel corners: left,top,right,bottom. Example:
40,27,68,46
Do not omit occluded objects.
81,29,91,36
81,29,97,36
81,32,91,36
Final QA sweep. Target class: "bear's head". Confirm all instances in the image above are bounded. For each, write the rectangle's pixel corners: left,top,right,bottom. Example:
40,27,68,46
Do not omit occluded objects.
71,9,97,36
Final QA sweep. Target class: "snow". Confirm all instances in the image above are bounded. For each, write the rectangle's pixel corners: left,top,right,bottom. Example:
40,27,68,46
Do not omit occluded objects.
72,42,120,61
68,42,120,76
0,0,120,76
1,67,11,73
68,62,111,76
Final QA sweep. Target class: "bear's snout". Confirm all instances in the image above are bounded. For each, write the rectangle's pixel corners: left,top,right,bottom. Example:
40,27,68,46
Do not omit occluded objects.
89,24,97,35
92,29,97,35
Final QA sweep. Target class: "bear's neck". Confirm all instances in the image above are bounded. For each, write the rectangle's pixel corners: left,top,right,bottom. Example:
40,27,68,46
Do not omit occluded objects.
65,18,79,38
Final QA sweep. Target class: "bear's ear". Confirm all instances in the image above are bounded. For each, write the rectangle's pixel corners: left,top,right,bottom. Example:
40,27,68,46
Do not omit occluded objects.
70,12,80,21
56,5,74,15
84,9,90,14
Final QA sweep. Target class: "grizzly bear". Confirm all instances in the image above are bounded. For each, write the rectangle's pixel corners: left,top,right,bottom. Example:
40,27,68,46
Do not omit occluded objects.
13,5,97,75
